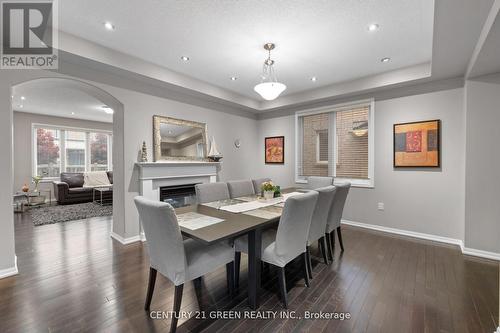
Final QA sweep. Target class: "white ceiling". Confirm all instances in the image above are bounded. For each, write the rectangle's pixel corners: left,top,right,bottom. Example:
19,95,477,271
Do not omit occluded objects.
12,80,113,123
160,123,194,138
58,0,434,100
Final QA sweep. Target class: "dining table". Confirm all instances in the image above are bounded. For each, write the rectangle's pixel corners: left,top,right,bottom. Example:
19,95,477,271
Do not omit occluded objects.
174,188,306,310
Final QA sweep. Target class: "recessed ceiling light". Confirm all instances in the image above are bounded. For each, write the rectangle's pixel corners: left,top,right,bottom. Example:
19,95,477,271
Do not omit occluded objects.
168,130,173,134
381,57,391,63
181,56,190,62
311,76,317,82
71,112,75,115
101,105,114,114
20,96,26,100
368,23,380,32
104,22,115,31
230,76,237,81
19,105,23,108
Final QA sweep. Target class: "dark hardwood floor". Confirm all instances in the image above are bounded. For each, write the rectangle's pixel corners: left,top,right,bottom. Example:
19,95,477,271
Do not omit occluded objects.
0,212,497,333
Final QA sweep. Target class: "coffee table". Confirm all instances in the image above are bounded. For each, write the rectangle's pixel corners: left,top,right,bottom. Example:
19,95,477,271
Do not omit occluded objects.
92,187,113,206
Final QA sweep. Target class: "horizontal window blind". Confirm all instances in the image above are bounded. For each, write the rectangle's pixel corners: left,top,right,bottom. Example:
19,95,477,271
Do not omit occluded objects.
335,107,369,179
317,130,328,163
297,103,371,182
300,113,329,177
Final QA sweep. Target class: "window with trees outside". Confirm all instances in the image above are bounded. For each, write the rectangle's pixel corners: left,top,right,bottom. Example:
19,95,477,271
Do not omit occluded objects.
34,125,112,178
295,100,374,187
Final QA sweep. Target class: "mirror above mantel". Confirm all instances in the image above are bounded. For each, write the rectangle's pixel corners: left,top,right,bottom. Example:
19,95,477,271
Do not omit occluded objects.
153,115,209,162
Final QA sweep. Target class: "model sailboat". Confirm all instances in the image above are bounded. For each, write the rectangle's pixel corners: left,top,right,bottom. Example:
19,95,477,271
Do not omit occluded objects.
207,136,223,162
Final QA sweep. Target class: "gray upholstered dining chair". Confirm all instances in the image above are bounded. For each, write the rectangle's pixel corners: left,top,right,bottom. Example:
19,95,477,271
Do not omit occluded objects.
227,180,255,198
134,196,234,333
233,191,318,308
325,182,351,259
307,176,333,189
306,186,336,279
195,182,230,203
252,177,271,195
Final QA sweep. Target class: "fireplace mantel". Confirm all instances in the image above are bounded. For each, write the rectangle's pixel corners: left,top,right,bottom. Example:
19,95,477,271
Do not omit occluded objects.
135,161,221,200
136,161,222,167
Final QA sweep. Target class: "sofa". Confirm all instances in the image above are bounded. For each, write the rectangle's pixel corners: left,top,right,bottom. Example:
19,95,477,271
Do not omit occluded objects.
53,171,113,205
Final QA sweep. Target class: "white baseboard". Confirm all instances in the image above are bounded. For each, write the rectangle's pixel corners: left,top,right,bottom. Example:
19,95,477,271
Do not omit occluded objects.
341,219,464,247
341,219,500,261
140,232,146,242
495,326,500,333
110,232,141,245
462,247,500,261
0,256,18,279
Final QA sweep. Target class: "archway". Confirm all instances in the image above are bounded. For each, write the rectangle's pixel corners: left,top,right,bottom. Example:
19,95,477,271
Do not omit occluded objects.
10,77,126,270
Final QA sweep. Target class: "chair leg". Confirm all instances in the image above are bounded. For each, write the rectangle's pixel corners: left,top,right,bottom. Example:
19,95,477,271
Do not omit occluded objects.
319,237,329,265
170,284,184,333
325,233,333,262
301,252,310,287
226,262,234,297
306,246,313,279
337,226,345,252
330,231,335,250
277,266,288,308
144,267,157,311
234,251,241,289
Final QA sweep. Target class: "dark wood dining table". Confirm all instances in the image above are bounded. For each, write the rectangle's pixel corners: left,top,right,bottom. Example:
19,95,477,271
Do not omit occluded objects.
175,189,302,310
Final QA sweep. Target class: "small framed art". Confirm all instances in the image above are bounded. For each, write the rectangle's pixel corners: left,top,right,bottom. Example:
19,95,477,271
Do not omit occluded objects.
265,136,284,164
394,119,440,168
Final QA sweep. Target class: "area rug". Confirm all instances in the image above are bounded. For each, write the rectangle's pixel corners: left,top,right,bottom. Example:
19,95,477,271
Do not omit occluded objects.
30,202,113,226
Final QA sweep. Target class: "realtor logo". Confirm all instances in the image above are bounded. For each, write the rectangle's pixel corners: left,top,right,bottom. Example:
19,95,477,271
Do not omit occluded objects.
1,0,58,69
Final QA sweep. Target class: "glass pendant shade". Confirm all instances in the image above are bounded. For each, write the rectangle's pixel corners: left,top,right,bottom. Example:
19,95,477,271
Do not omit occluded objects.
254,43,286,101
254,82,287,101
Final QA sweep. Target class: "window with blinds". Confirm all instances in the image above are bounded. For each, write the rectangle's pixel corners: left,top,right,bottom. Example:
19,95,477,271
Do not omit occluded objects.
316,130,328,164
296,101,373,187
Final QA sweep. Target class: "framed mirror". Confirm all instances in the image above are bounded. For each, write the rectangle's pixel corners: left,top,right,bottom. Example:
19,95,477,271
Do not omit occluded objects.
153,115,209,161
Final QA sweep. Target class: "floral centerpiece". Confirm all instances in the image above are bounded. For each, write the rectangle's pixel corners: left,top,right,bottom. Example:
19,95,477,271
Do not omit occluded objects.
261,181,276,200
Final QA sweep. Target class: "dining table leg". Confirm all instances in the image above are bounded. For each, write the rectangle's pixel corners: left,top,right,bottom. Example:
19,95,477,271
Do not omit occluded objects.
247,228,262,310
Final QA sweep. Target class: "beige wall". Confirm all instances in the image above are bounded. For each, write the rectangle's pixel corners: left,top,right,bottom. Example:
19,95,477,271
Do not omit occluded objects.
13,111,113,195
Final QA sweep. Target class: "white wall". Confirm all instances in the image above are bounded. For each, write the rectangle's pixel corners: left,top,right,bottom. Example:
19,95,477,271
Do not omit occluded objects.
0,69,260,274
99,85,260,238
12,111,113,194
257,88,466,241
464,76,500,253
256,115,296,188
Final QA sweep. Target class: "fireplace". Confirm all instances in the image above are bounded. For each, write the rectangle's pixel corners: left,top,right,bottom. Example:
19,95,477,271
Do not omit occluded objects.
159,184,198,208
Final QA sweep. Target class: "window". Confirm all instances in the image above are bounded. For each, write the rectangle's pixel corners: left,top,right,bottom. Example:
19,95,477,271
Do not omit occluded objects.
33,125,112,178
36,128,61,177
65,131,86,173
90,133,109,171
296,100,374,187
316,130,328,164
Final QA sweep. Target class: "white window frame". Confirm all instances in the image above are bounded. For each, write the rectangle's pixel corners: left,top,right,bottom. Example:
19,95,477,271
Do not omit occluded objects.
295,99,375,188
32,123,113,180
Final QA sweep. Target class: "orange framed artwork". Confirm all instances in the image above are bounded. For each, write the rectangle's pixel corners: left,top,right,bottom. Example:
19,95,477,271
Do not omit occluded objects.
265,136,284,164
393,119,440,167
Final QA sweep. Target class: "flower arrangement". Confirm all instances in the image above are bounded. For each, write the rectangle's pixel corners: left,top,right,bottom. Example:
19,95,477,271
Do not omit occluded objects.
261,181,277,200
32,176,43,192
260,181,275,192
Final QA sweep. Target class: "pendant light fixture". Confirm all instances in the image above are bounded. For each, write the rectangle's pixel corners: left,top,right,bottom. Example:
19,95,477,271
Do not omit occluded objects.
254,43,286,101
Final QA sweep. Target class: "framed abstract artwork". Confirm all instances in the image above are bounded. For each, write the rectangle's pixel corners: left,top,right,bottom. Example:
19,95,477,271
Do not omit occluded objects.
265,136,284,164
393,119,441,168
